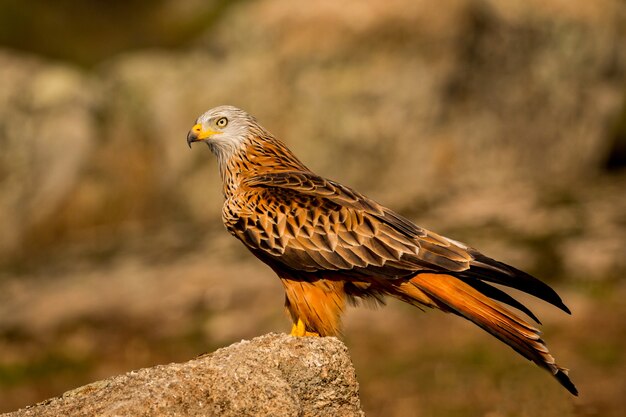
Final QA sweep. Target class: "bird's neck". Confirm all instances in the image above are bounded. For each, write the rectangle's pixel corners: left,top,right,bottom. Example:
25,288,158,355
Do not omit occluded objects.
215,135,308,198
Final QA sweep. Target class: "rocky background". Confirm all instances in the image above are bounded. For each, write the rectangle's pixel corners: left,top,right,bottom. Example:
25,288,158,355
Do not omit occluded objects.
1,0,625,416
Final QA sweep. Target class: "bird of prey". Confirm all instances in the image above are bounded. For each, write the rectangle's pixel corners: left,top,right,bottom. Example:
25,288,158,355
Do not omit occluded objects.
187,105,577,395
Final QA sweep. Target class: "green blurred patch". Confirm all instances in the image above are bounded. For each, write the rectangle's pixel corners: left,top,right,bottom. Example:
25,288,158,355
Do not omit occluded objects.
0,353,91,387
579,340,623,369
0,0,245,66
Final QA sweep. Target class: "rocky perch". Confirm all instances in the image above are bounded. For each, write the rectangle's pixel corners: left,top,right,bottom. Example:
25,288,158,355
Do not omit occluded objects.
4,333,364,417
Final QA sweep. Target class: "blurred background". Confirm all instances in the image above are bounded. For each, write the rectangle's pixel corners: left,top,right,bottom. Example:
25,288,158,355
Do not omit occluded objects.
0,0,625,415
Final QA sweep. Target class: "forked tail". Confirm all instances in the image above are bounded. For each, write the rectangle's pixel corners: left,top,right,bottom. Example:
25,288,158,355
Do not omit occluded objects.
397,272,578,395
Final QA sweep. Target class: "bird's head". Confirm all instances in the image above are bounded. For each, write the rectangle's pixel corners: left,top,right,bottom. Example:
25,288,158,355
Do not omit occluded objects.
187,105,258,155
187,105,307,177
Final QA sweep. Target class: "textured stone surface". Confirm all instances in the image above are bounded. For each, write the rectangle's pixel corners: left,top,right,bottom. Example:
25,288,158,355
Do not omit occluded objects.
3,333,364,417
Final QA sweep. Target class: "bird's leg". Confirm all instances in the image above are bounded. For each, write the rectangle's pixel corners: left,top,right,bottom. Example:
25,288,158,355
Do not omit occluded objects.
290,319,305,336
290,318,320,337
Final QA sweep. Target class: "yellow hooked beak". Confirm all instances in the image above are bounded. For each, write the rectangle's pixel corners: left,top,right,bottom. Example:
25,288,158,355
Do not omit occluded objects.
187,123,220,148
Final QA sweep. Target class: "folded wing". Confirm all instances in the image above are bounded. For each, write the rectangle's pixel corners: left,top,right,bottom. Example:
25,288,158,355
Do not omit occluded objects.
227,171,570,319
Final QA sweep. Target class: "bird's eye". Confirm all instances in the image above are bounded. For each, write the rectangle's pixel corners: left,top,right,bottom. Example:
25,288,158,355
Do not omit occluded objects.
216,117,228,128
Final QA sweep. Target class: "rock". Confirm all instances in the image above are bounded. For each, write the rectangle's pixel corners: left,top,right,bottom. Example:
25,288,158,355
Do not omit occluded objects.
3,333,364,417
0,49,98,258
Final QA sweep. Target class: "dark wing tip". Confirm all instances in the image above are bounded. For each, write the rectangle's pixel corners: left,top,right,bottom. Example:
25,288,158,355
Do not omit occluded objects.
469,251,572,315
456,276,543,324
560,302,572,315
555,369,579,396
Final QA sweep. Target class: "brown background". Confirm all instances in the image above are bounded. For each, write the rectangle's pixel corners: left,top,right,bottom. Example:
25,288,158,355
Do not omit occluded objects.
1,0,625,415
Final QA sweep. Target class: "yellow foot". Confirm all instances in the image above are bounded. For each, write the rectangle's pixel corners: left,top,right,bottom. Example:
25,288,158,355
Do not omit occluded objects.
290,318,320,337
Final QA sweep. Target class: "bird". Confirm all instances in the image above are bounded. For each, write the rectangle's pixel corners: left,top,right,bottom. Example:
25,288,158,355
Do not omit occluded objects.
187,105,578,395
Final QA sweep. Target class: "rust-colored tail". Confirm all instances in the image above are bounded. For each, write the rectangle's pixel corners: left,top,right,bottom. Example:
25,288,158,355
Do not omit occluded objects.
396,273,578,395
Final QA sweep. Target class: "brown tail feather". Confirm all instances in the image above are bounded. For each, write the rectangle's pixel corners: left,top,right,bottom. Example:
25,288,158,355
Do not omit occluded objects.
399,273,578,395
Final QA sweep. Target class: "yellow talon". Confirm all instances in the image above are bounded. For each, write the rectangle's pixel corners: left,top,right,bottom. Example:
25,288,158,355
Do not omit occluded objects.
290,318,320,337
290,318,306,336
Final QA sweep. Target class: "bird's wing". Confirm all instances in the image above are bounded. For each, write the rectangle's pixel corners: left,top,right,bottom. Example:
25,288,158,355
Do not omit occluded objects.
226,171,471,280
227,170,570,317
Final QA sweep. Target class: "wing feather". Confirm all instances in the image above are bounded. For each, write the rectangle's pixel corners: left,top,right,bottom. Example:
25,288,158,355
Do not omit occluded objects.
229,171,459,280
227,171,570,315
